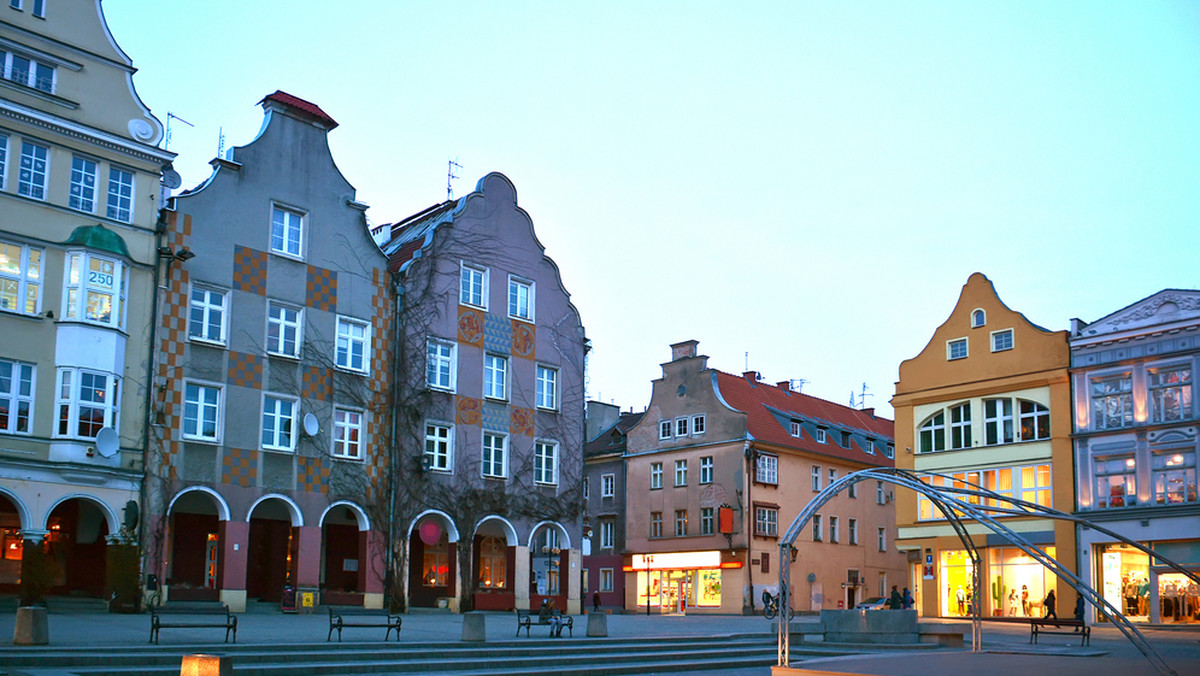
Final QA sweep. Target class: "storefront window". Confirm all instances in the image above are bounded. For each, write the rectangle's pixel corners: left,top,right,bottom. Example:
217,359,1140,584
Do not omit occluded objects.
633,552,725,611
1098,543,1149,621
1157,573,1199,623
988,546,1056,618
939,550,975,617
478,536,506,589
422,535,449,587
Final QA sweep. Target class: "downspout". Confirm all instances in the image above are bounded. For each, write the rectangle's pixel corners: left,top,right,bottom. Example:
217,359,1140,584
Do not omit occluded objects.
385,277,404,609
745,439,754,613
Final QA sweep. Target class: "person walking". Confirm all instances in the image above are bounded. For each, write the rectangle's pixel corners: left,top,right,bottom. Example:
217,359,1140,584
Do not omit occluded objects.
889,585,903,610
902,587,914,610
1043,589,1058,620
592,591,601,613
1073,594,1085,631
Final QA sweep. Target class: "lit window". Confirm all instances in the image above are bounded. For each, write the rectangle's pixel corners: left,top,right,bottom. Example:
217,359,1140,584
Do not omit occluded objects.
55,368,119,439
460,263,487,308
63,253,126,328
919,411,946,452
991,329,1014,352
1149,365,1192,424
536,365,558,409
601,473,614,498
478,536,506,589
18,141,48,199
949,403,972,449
0,240,42,315
650,462,663,489
534,440,558,485
1020,464,1052,507
659,420,672,439
1094,455,1135,509
1091,374,1133,430
2,53,55,93
947,338,968,361
335,317,370,373
700,507,714,535
188,285,227,344
69,156,98,212
483,354,508,400
674,509,688,536
1151,449,1196,505
984,398,1014,445
182,382,221,442
508,276,534,321
425,339,456,391
266,302,302,357
757,454,778,484
1018,400,1050,441
674,459,688,486
482,431,507,478
0,358,35,434
756,507,778,537
692,414,705,434
105,167,134,222
423,422,452,471
332,407,364,460
699,456,713,484
811,465,821,491
650,512,662,538
260,395,296,451
600,520,614,549
269,205,303,257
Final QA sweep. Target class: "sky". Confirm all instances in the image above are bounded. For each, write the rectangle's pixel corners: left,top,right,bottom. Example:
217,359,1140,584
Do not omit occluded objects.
103,1,1200,419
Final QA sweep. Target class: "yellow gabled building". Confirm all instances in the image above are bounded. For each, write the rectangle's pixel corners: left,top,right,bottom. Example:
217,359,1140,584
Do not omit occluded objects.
892,273,1076,618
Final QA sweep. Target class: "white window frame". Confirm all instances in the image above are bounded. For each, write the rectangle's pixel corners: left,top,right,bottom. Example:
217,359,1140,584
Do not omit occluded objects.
600,520,614,549
535,365,558,410
1148,363,1192,424
69,156,98,213
0,132,8,190
425,338,456,391
63,252,126,328
949,402,972,449
674,459,688,486
811,465,821,491
188,284,228,345
877,527,887,552
507,275,534,322
0,239,42,315
659,420,672,439
424,422,453,472
482,431,508,479
266,302,303,358
984,398,1014,445
534,440,558,485
675,416,688,436
815,428,827,444
848,518,858,545
692,414,705,434
260,393,297,452
483,353,508,401
877,481,886,505
919,411,946,452
335,316,371,374
699,455,713,484
829,468,837,486
269,204,304,258
756,506,779,537
829,515,839,543
2,50,55,93
54,367,119,439
650,462,663,489
946,337,968,361
790,420,801,437
757,454,778,484
990,328,1014,352
600,567,614,592
105,166,134,223
460,262,488,309
332,406,365,460
0,358,35,434
182,381,222,443
31,0,43,17
700,506,714,535
971,308,986,328
18,140,48,199
812,514,822,542
1091,372,1134,430
601,473,615,498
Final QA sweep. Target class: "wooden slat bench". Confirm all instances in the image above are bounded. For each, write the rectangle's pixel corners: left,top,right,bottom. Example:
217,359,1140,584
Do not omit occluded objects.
327,606,402,642
149,601,237,644
1030,617,1090,646
515,608,573,637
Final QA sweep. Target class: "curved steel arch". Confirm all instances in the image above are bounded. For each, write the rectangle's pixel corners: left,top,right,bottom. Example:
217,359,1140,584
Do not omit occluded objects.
775,467,1195,676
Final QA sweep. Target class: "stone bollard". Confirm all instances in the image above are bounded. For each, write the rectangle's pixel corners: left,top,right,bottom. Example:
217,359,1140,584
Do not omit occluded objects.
461,611,487,642
180,653,232,676
586,610,608,637
13,606,49,645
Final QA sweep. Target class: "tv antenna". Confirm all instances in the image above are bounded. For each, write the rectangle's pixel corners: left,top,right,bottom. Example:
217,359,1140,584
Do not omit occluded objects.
217,127,226,160
447,158,462,200
852,382,874,409
165,112,193,151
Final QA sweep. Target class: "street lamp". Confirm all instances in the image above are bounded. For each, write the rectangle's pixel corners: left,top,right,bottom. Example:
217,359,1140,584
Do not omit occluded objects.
540,545,560,596
645,555,654,616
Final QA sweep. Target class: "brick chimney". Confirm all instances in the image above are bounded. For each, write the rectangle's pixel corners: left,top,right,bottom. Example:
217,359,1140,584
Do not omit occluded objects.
670,340,699,361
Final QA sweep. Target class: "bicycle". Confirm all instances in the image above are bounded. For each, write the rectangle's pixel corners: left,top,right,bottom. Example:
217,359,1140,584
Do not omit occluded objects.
762,590,794,621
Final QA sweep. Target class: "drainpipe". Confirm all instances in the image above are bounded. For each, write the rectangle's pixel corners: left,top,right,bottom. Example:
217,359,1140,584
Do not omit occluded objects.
140,207,167,585
744,439,754,613
385,278,404,609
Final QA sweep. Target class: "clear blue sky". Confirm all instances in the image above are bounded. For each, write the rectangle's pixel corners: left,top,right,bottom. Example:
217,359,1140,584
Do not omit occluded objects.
104,1,1200,418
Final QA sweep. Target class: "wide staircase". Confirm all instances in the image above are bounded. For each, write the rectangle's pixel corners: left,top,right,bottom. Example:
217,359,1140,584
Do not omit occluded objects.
0,633,940,675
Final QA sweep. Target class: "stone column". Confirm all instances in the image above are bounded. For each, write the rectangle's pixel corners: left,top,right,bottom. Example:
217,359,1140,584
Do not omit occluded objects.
566,548,581,615
514,545,530,610
218,520,248,612
293,525,321,589
362,529,385,609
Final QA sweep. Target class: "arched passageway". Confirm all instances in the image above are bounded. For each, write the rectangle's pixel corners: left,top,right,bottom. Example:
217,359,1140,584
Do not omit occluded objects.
0,491,24,591
320,502,367,605
166,489,225,601
529,522,568,610
408,512,457,608
246,497,298,604
472,516,517,610
45,498,110,597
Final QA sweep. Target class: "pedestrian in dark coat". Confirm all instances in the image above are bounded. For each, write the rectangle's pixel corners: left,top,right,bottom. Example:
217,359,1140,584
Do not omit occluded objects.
889,585,903,610
1044,589,1058,619
902,587,914,610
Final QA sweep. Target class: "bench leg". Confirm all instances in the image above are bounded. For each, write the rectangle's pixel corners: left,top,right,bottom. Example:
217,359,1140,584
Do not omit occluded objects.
328,625,334,642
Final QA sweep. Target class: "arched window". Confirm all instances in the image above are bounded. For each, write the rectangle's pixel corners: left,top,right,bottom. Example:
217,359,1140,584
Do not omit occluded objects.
1018,400,1050,441
971,309,986,328
919,412,945,453
478,536,506,589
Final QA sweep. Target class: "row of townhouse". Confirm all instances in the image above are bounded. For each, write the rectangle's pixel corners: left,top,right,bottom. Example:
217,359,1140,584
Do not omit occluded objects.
581,341,908,614
893,273,1199,625
1,2,589,614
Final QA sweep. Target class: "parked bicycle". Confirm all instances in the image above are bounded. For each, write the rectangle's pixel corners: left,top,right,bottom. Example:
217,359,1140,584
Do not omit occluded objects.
762,590,794,621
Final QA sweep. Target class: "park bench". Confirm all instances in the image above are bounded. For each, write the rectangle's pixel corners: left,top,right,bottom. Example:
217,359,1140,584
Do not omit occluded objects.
1029,617,1090,646
327,606,402,642
149,601,237,644
515,608,573,637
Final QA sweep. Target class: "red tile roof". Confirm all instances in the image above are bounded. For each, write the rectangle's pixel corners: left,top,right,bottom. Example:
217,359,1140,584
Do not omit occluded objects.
379,200,460,273
260,91,338,129
714,371,894,467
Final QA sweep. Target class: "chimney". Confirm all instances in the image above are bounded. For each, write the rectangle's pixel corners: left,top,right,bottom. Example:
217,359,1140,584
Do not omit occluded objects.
670,340,699,362
743,371,760,383
863,407,875,418
776,381,792,392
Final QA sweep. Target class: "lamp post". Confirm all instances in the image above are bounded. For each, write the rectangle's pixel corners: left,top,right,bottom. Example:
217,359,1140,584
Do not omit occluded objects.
540,545,560,597
645,555,654,616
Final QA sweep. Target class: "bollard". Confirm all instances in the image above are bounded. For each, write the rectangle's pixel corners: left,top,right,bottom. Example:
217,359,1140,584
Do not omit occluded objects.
586,610,608,637
461,611,487,642
180,654,231,676
13,606,49,645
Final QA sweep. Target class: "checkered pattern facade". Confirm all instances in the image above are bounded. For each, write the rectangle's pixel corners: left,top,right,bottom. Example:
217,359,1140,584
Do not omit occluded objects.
483,312,512,354
302,365,332,401
362,268,392,501
233,246,268,295
306,264,337,312
222,448,258,487
228,352,263,389
152,211,196,481
297,455,330,494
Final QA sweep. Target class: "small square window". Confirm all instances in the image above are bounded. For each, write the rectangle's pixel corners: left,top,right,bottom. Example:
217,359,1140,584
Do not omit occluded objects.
991,329,1014,352
947,338,968,360
789,421,801,437
659,420,672,440
692,414,705,434
816,428,827,444
675,416,688,436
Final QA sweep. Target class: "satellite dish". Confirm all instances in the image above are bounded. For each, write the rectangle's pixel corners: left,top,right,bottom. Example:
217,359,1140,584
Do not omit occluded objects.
302,413,320,437
162,169,183,189
95,427,120,457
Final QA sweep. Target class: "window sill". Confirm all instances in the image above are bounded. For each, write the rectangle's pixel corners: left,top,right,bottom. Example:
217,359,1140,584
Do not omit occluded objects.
508,314,535,324
334,365,370,377
181,436,222,446
189,338,227,349
536,406,558,413
427,385,456,394
483,396,508,404
459,301,488,312
266,351,302,362
268,249,305,263
260,446,296,454
332,454,365,463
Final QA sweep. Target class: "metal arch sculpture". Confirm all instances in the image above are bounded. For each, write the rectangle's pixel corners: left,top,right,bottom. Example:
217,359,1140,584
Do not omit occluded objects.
774,467,1198,676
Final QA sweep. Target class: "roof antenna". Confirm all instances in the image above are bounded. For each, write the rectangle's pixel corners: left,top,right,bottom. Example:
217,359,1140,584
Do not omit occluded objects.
165,112,193,151
852,382,874,409
447,158,462,200
217,127,225,160
744,351,749,372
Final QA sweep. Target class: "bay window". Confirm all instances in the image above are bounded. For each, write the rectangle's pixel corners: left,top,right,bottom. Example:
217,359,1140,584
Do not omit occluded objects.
63,252,126,327
56,368,118,439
